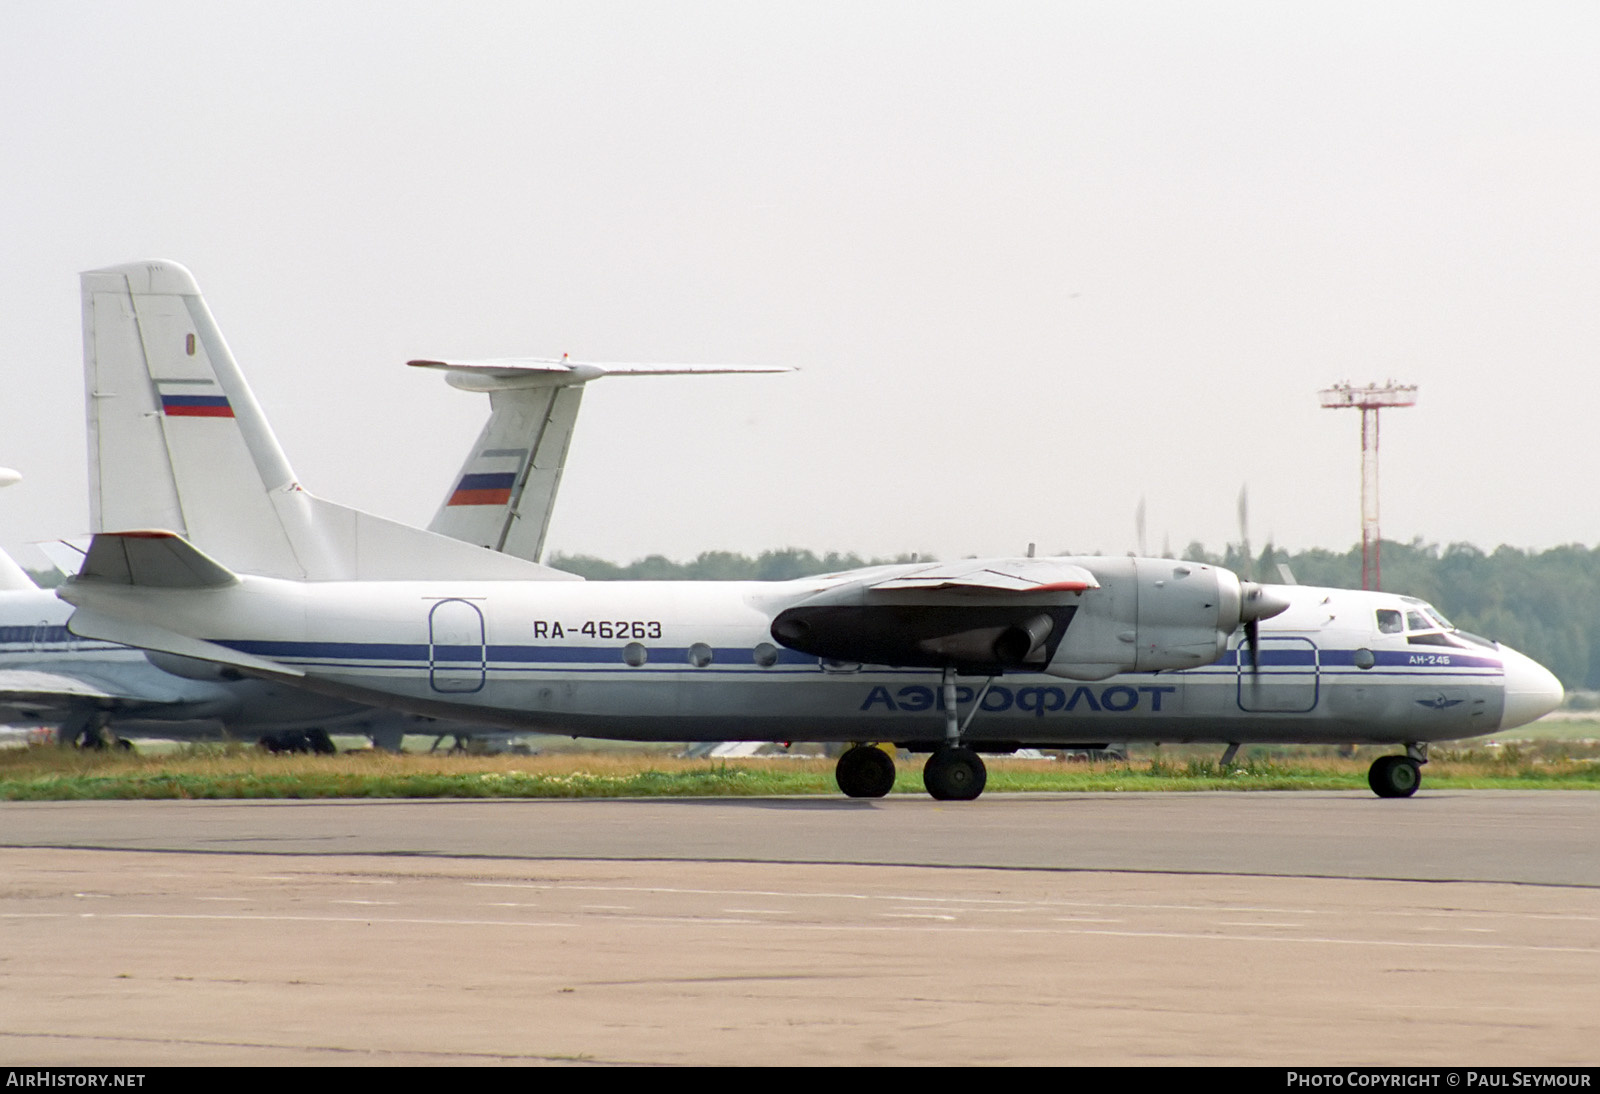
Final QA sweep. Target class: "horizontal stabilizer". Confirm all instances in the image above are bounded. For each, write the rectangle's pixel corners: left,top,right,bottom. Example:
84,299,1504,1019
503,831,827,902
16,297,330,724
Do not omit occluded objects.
410,356,790,392
867,559,1100,595
76,532,239,588
33,539,89,579
64,607,301,680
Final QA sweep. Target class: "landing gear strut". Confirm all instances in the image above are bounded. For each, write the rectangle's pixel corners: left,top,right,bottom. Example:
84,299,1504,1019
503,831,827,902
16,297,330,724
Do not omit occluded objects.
64,712,117,750
917,667,991,801
835,745,896,798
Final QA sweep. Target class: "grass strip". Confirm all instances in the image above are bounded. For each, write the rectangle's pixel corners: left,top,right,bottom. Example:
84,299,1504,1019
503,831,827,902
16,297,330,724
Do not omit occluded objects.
2,745,1598,800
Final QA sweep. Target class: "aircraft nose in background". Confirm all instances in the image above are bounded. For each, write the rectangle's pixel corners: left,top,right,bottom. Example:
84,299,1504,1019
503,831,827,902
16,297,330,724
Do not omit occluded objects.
1499,646,1565,731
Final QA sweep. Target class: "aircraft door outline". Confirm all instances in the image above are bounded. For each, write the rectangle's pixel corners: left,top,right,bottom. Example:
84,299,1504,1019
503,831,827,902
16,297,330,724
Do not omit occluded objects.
428,598,487,694
1237,635,1319,713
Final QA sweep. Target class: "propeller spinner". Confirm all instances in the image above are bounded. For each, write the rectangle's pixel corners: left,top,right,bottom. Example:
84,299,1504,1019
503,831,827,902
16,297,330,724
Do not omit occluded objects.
1238,580,1290,674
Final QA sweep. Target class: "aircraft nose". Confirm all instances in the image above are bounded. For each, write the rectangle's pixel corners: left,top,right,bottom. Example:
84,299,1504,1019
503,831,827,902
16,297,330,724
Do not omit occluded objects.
1499,645,1564,731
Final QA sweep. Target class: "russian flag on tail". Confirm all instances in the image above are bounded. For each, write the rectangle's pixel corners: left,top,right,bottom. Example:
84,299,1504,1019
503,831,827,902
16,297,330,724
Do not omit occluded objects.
448,472,516,506
161,394,233,418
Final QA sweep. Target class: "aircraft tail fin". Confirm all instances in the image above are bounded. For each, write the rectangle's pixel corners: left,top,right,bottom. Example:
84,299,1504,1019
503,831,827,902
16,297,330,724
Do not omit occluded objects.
0,468,40,589
81,262,577,582
413,357,789,562
0,548,39,592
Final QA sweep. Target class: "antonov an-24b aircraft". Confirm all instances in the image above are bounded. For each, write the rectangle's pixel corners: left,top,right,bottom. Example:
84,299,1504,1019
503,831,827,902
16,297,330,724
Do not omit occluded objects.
59,261,1563,800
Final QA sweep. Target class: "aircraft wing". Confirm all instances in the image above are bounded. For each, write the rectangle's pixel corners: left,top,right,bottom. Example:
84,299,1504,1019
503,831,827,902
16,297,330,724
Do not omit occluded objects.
0,667,198,722
864,559,1100,595
771,558,1103,671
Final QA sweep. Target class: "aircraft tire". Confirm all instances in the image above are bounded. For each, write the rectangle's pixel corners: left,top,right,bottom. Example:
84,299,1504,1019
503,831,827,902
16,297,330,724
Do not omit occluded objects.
924,746,987,801
835,745,896,798
1368,755,1421,798
307,729,337,755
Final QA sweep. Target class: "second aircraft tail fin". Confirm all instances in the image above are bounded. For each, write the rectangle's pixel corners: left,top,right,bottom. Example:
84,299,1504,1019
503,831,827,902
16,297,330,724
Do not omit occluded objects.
413,357,789,562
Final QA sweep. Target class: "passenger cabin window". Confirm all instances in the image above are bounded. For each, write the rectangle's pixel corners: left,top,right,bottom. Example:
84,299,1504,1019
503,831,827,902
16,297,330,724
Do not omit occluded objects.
1376,609,1403,634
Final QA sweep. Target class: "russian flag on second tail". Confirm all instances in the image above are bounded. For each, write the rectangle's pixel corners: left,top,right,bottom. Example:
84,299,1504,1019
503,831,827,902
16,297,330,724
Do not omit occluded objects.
448,472,516,506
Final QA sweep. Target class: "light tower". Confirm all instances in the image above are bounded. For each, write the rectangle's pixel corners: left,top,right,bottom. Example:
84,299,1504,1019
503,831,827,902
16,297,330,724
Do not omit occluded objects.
1318,381,1417,590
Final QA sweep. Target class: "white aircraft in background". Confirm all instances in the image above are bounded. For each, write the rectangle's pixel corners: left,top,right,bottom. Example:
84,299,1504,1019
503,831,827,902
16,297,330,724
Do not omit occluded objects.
4,287,778,750
59,261,1562,799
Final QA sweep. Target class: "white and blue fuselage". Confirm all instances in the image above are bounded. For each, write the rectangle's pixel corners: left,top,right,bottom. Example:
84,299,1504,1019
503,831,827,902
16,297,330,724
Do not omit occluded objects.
78,573,1559,748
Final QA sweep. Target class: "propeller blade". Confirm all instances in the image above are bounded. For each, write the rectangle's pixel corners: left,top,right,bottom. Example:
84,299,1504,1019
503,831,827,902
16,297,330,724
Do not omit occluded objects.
1235,580,1287,683
1237,485,1252,580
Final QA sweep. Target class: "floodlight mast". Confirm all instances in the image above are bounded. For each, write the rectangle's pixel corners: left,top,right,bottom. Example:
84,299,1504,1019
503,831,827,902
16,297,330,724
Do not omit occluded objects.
1318,382,1418,591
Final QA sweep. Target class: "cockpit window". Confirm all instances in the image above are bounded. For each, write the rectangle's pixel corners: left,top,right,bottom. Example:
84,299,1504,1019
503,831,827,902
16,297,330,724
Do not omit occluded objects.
1405,610,1430,632
1407,632,1467,648
1376,609,1403,634
1425,608,1454,630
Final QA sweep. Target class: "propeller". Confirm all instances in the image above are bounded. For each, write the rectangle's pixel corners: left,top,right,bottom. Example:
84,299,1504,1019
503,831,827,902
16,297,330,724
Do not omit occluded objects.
1238,579,1289,676
1237,485,1251,580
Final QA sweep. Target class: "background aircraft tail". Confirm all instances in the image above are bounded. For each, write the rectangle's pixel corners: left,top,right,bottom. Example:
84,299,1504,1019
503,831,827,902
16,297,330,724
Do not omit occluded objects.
0,469,37,590
81,261,572,582
0,547,38,592
413,357,789,562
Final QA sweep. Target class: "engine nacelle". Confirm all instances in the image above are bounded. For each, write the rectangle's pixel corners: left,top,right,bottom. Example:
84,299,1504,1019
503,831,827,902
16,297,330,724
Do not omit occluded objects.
145,650,247,683
1043,558,1286,680
767,555,1285,678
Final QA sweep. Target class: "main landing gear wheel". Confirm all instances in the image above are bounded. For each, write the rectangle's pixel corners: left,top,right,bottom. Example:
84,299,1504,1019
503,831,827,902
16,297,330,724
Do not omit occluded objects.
923,746,987,801
1368,754,1422,798
835,745,897,798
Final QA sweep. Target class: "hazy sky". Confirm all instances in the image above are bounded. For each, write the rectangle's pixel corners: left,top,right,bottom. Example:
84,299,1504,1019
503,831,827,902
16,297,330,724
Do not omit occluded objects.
4,2,1597,570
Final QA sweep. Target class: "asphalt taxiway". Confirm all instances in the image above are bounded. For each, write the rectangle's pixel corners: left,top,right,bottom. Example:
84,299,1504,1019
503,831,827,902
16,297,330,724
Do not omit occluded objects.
2,791,1596,1065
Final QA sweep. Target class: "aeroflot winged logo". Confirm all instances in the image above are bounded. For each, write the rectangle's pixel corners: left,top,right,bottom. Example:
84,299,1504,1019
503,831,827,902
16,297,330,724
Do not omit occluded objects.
1416,695,1466,710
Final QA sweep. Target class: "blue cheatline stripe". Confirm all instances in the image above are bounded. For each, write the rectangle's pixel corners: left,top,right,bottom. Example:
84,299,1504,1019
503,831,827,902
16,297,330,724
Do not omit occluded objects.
1217,648,1504,671
224,639,429,661
0,625,77,643
216,639,816,667
210,638,1509,679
